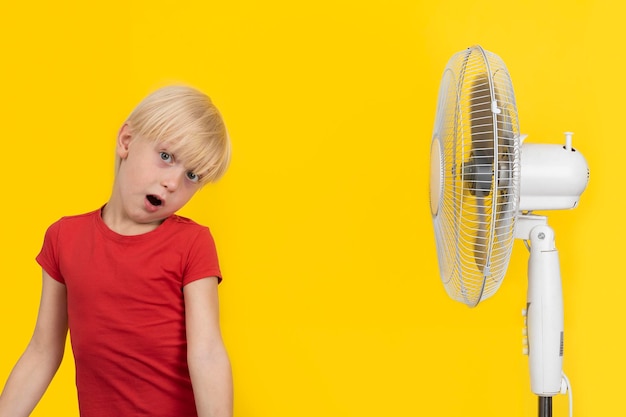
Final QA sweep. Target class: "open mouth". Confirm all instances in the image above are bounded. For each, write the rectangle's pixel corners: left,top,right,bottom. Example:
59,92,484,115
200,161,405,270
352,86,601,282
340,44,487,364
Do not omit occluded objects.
146,195,163,207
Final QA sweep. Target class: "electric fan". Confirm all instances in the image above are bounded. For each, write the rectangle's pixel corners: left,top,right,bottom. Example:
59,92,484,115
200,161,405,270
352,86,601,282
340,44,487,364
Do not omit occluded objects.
430,46,589,417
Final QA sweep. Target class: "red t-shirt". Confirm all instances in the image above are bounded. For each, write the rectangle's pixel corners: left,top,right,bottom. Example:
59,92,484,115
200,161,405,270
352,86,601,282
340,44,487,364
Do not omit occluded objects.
36,209,222,417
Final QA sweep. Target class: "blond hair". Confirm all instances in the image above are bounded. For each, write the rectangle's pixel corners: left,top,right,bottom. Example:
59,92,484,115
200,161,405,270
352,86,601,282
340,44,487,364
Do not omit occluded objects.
123,85,230,184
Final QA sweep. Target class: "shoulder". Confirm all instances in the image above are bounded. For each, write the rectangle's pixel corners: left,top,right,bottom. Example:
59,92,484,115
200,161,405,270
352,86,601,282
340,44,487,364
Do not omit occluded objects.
167,216,222,285
168,214,205,228
157,215,218,253
45,208,100,233
51,208,101,226
165,215,218,249
167,215,214,237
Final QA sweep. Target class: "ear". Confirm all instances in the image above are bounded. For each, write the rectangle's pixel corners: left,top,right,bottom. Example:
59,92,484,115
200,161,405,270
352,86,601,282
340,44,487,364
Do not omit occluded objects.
117,123,133,159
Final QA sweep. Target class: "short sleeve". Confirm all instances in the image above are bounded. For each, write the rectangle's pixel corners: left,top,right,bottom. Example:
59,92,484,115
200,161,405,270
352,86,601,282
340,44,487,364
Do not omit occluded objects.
36,220,65,284
182,227,222,287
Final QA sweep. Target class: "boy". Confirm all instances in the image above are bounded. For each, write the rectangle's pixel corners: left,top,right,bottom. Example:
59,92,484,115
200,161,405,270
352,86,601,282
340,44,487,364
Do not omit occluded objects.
0,86,233,417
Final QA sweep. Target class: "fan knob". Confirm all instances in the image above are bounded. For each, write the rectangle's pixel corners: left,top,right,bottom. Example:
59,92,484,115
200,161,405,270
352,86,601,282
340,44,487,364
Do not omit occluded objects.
564,131,573,151
522,335,529,355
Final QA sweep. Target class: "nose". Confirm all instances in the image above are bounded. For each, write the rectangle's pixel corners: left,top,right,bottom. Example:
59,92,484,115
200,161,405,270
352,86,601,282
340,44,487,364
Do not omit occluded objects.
161,168,183,191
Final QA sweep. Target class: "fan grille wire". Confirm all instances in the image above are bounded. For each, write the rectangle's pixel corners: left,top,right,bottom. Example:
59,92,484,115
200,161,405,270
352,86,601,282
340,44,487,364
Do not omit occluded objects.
431,46,520,306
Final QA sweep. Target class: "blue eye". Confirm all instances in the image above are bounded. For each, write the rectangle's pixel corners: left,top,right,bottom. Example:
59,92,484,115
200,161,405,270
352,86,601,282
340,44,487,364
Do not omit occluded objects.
160,152,172,162
187,171,199,183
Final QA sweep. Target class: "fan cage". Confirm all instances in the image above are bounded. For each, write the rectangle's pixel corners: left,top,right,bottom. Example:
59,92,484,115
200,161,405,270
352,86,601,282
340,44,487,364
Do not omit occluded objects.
431,46,521,307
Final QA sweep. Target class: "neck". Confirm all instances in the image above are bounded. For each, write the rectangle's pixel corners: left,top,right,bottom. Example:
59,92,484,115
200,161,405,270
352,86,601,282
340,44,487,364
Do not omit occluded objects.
101,198,165,236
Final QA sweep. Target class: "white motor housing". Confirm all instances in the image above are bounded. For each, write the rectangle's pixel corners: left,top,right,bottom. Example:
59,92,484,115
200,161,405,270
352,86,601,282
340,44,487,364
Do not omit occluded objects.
519,133,589,211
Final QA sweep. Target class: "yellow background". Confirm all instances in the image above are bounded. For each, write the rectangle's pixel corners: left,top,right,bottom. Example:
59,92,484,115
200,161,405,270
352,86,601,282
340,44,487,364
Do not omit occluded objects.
0,1,614,416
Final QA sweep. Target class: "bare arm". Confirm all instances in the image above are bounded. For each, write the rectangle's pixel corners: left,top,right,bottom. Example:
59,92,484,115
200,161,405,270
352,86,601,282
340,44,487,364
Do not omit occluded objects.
0,271,68,417
184,277,233,417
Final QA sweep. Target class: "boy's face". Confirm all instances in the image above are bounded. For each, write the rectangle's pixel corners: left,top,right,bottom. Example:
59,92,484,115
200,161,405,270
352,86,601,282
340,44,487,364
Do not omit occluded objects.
113,125,202,229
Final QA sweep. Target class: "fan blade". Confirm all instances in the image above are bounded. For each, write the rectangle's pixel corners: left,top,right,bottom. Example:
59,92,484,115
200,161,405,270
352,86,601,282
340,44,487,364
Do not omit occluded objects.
467,73,495,275
493,85,516,241
468,73,495,198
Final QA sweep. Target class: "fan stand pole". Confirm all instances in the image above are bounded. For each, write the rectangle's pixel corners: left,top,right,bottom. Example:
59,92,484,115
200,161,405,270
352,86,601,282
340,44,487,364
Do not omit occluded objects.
521,217,564,416
538,396,552,417
516,216,565,415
